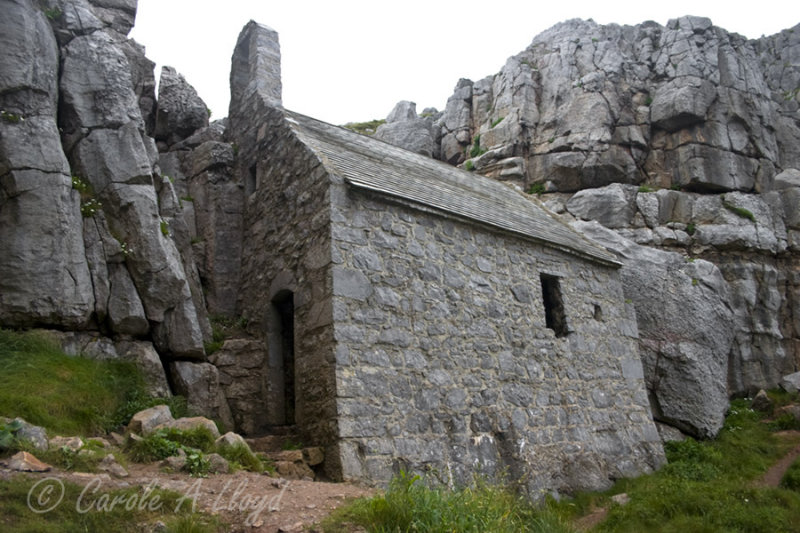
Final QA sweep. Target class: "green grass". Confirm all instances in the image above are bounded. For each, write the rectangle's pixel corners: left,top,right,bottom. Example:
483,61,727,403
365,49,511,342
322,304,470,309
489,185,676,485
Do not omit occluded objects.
320,472,575,533
0,329,148,437
566,400,800,532
342,119,386,135
0,476,220,533
781,458,800,491
722,197,757,222
216,443,265,473
127,427,267,475
528,182,546,195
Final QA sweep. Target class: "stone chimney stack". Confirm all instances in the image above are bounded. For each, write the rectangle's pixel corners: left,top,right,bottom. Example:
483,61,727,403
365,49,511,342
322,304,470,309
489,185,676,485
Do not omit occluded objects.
229,20,282,116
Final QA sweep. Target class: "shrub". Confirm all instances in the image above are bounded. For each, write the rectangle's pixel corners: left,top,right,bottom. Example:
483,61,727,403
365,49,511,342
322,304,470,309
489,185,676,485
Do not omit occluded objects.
342,119,385,135
185,451,210,478
0,419,23,451
469,134,485,158
216,443,264,472
528,183,546,195
159,426,216,453
722,196,756,222
769,412,800,431
126,433,182,463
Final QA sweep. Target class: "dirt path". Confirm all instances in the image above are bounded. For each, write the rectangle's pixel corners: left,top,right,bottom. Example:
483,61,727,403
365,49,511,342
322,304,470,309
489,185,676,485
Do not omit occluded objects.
3,463,375,532
755,430,800,488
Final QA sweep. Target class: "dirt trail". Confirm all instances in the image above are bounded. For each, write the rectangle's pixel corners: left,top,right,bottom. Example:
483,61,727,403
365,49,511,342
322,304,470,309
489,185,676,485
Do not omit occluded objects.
755,430,800,488
3,463,375,533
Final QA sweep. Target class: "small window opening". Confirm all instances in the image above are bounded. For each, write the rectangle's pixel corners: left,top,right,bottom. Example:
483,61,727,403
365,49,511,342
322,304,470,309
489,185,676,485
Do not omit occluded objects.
540,274,568,337
271,291,295,425
593,303,604,321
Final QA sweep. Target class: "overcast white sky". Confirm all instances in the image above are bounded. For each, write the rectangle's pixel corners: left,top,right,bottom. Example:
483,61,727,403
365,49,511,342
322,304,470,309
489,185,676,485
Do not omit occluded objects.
130,1,799,125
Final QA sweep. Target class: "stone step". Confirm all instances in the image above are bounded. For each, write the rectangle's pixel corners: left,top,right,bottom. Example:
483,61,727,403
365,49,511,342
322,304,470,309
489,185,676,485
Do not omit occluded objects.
245,433,326,481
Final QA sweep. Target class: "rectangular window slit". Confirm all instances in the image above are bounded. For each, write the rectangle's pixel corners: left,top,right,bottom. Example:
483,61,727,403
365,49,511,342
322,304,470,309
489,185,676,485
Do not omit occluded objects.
540,273,568,337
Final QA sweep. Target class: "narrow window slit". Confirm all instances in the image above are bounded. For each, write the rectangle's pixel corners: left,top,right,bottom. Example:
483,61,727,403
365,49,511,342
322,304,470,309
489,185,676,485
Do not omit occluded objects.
540,273,568,337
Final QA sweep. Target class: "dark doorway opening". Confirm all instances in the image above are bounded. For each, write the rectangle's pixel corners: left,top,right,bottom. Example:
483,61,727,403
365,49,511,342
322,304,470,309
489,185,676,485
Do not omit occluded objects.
540,274,568,337
270,290,295,425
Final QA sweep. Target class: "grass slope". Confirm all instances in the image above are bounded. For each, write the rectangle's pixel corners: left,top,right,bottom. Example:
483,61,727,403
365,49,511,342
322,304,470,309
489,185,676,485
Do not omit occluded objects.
0,328,149,436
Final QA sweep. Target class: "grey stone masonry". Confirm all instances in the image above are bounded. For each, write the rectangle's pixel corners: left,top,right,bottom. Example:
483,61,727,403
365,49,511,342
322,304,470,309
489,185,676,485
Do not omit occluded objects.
328,186,665,496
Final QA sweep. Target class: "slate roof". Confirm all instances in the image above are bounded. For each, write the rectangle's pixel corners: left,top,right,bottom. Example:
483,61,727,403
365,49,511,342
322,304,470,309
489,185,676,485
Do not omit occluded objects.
284,109,620,267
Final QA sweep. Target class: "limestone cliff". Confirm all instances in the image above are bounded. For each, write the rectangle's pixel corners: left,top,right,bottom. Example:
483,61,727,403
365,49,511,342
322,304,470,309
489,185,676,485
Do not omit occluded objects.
0,0,231,427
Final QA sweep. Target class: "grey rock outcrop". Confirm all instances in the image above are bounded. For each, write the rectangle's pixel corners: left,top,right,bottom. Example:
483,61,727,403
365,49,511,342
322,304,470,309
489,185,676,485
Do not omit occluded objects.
374,101,438,158
0,0,210,364
210,339,268,435
428,16,798,195
0,0,94,328
59,26,205,358
154,66,209,147
169,361,234,430
574,221,733,438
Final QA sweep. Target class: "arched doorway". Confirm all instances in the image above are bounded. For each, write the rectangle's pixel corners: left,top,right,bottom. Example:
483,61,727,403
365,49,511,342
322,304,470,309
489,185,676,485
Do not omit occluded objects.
267,290,295,426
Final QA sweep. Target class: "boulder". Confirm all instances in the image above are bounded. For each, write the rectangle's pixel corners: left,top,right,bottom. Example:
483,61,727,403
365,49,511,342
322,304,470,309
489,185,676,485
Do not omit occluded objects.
750,389,774,413
574,221,733,438
215,431,249,449
170,361,233,431
374,101,435,157
780,372,800,394
49,436,83,451
98,453,129,478
6,418,49,451
155,416,220,439
4,451,51,472
161,449,187,471
128,405,174,435
206,452,229,474
154,66,209,146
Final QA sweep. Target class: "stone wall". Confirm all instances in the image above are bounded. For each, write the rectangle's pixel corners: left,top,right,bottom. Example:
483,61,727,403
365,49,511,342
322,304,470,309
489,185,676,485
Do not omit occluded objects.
231,101,340,472
329,185,665,496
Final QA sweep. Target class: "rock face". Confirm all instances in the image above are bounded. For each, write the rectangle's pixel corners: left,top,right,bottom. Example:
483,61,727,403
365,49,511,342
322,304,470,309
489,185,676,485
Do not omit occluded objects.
154,66,209,147
374,101,439,158
0,0,224,423
575,221,732,438
0,0,94,328
430,16,798,195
